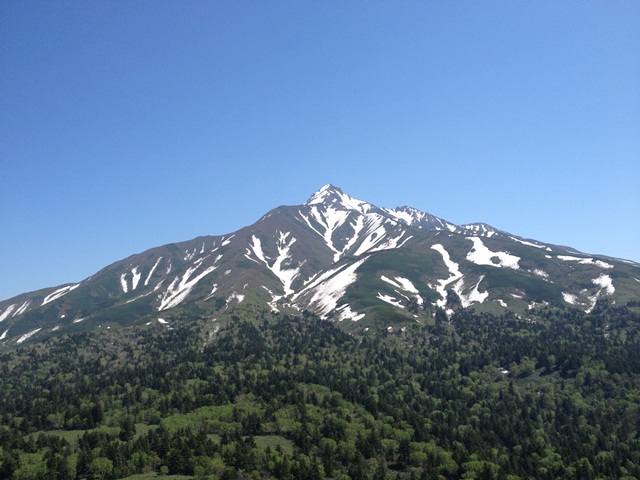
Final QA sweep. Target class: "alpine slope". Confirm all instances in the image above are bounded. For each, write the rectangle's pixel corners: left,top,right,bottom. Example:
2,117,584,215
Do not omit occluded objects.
2,184,639,344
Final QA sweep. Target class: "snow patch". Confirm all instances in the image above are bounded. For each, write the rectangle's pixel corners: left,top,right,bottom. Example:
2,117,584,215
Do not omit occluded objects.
246,231,301,296
299,206,351,261
227,292,245,304
453,275,489,307
335,304,365,321
125,290,155,304
381,275,424,306
509,236,550,250
430,244,464,307
17,328,42,344
120,272,129,293
221,235,234,246
131,267,142,290
158,318,168,324
144,257,162,286
0,328,9,340
466,237,520,269
557,256,614,269
352,214,403,256
562,292,579,305
0,305,16,322
14,300,31,317
370,230,412,253
158,260,218,311
592,274,615,295
532,269,549,279
301,258,368,318
203,284,220,302
376,293,405,309
42,284,80,306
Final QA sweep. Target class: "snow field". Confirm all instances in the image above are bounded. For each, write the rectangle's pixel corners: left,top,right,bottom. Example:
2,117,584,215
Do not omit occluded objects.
304,258,368,319
466,237,520,269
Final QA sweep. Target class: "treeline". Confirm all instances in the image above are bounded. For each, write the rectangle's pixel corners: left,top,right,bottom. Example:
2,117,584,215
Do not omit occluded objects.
1,301,640,479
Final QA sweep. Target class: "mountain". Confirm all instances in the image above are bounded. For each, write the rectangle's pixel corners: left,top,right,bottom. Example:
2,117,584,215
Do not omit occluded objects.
2,184,639,345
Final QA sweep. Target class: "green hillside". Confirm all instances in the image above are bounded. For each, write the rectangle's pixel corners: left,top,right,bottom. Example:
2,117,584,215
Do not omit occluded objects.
2,302,640,479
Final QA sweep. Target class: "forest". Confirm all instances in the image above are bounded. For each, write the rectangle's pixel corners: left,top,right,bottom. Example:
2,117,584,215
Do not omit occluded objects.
1,300,640,479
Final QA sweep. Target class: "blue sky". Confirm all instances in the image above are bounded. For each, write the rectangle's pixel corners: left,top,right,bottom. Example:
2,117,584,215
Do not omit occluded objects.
1,1,639,301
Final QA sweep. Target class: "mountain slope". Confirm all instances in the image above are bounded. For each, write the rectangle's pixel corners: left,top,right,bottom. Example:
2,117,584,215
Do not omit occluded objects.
1,184,639,344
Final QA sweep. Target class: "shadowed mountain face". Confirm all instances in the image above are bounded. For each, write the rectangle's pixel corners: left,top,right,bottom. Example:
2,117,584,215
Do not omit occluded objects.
2,184,639,344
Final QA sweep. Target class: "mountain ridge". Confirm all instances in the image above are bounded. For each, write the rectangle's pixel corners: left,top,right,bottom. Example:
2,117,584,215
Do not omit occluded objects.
1,184,639,345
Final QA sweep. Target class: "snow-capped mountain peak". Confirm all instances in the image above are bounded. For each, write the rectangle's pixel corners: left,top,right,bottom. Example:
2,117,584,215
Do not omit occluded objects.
305,184,373,214
1,183,639,345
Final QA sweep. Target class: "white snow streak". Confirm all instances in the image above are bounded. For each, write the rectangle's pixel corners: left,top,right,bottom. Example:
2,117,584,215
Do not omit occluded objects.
335,304,365,321
227,292,245,304
303,258,368,318
376,293,405,309
125,290,155,304
371,231,412,253
120,273,129,293
453,275,489,307
562,292,579,305
131,267,141,291
221,235,234,246
381,275,423,306
509,236,551,251
203,284,220,302
315,207,349,258
0,328,9,340
17,328,42,344
0,305,16,322
353,215,388,256
532,269,549,279
158,259,218,311
557,256,613,269
14,300,31,317
121,266,143,293
430,244,463,307
42,284,80,306
270,232,300,295
592,274,615,295
145,257,162,286
246,232,301,296
466,237,520,270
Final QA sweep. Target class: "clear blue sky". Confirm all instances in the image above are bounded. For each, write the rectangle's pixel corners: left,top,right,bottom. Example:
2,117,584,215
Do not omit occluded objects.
1,1,639,301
